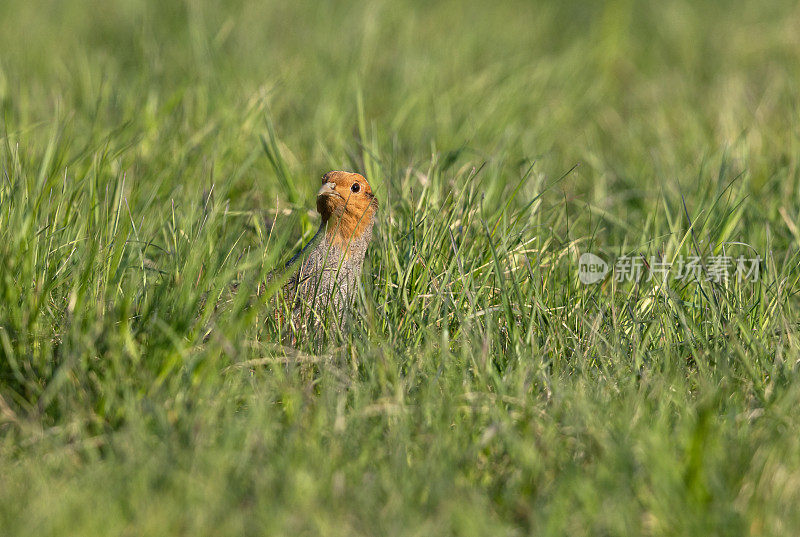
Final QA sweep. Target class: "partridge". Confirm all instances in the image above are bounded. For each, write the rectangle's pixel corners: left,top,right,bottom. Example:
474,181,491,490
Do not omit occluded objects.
277,171,378,338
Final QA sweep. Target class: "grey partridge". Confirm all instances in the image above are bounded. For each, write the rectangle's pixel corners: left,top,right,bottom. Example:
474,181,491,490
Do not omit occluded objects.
276,171,378,340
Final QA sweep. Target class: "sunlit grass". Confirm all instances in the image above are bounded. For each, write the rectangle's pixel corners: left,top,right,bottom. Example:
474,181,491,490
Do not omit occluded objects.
2,0,800,535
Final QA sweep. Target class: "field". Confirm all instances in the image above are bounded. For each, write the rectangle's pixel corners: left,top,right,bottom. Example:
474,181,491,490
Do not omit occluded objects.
2,0,800,535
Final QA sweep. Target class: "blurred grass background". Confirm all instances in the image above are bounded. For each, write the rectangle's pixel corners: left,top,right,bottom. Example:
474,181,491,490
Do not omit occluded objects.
1,0,800,535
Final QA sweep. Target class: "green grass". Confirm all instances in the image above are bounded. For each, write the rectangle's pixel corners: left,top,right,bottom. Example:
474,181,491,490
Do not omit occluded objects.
2,0,800,534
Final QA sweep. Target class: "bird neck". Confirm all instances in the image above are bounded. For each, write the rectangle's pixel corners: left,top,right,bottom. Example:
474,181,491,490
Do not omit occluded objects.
321,209,375,254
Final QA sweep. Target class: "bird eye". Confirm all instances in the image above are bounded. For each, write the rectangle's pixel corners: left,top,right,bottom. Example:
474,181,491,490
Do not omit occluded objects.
350,183,361,193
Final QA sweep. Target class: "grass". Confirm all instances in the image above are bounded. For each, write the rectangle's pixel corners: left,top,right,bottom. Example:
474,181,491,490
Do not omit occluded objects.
2,0,800,534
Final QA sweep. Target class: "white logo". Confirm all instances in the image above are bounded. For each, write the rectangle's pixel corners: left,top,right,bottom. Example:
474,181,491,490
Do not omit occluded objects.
579,253,609,284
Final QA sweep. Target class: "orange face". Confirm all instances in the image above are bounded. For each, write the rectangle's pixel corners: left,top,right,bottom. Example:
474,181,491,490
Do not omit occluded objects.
316,171,378,244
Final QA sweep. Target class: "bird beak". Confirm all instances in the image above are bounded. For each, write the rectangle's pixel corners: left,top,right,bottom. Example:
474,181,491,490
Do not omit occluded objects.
317,182,340,199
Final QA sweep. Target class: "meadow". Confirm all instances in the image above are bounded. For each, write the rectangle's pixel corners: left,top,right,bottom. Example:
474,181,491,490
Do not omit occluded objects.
2,0,800,535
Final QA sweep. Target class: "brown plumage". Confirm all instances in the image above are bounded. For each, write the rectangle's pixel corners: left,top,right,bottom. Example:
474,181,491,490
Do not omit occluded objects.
276,171,378,341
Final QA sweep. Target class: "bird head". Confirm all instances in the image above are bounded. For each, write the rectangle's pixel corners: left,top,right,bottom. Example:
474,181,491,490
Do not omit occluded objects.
316,171,378,249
